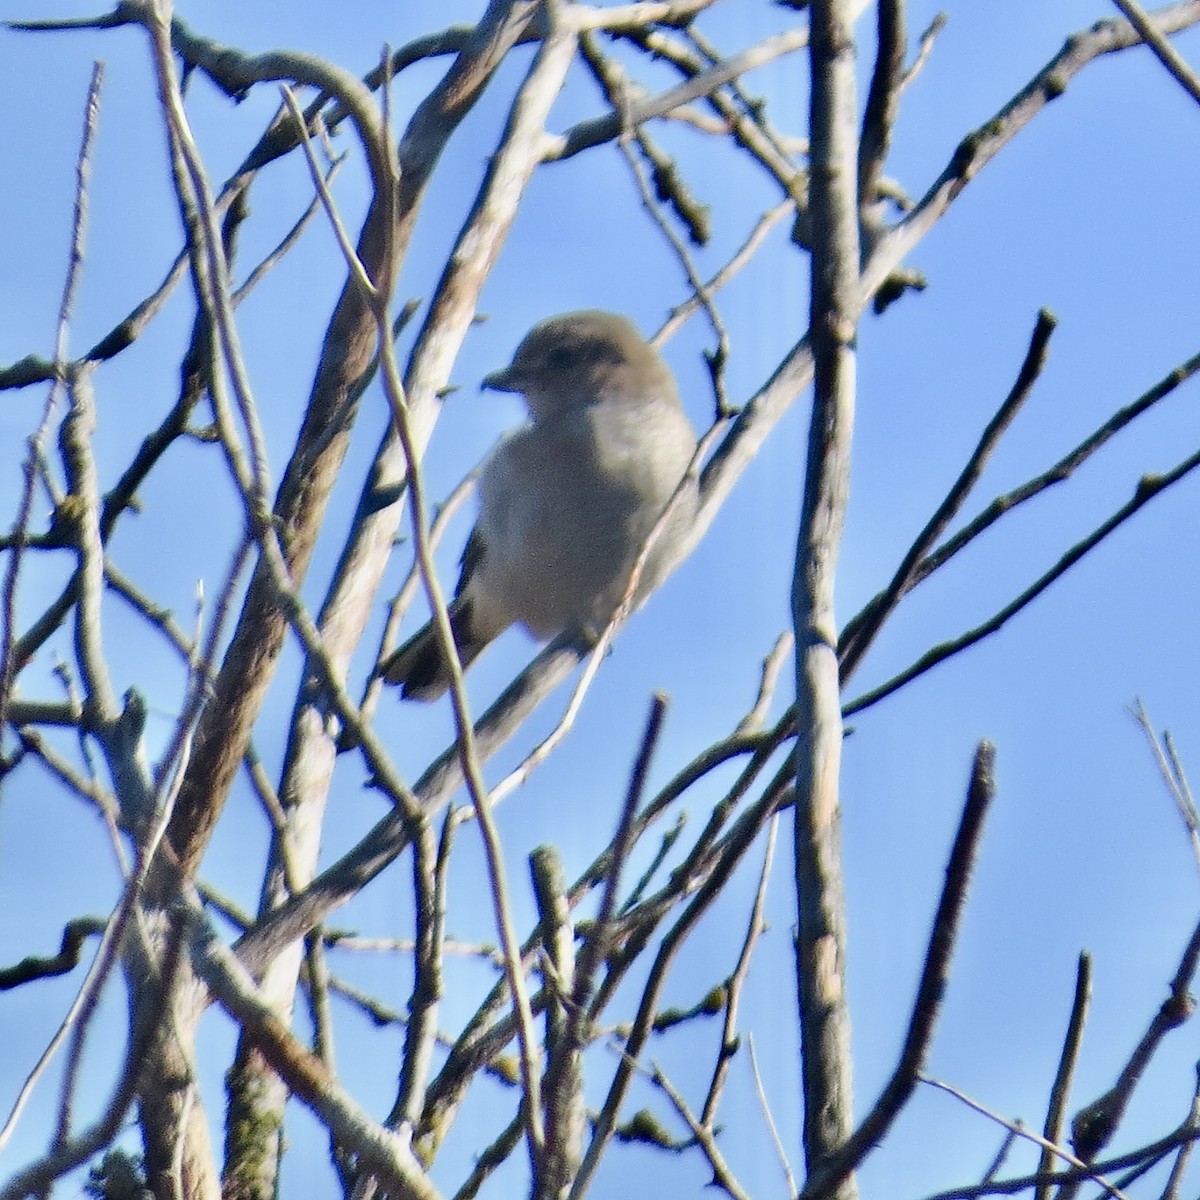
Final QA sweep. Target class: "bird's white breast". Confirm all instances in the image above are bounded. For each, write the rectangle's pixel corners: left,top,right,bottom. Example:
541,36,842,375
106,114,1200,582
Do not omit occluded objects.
473,395,695,638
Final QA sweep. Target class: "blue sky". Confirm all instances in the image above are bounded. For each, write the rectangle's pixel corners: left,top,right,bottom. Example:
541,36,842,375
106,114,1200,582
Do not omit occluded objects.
2,2,1200,1197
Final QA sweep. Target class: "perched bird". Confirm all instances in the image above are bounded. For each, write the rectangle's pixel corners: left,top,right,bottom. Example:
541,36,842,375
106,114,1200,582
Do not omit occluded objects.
381,309,698,700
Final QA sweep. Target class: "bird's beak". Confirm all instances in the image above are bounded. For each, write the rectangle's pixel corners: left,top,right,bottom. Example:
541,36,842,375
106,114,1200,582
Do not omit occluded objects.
481,365,520,393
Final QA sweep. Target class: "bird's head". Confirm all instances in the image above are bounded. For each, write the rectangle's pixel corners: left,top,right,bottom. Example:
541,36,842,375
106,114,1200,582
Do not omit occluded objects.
481,310,679,420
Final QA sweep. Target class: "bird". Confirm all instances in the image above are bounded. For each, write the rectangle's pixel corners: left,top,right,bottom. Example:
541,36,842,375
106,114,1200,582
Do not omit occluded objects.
380,309,698,701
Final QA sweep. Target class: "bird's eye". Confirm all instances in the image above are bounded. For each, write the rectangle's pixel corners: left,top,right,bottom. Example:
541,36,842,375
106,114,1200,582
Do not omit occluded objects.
545,345,580,371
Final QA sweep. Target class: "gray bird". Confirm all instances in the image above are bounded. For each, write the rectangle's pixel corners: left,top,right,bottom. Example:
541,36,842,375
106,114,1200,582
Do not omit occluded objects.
381,310,698,700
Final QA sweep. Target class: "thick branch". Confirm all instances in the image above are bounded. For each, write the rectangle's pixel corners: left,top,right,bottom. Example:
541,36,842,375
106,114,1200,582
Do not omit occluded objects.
793,0,859,1193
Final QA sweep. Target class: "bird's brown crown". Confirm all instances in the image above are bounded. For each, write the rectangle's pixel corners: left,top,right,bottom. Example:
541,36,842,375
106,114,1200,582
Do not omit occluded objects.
482,309,678,418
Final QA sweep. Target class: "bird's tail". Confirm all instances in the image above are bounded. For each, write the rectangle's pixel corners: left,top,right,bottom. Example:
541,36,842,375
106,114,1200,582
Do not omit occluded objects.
379,601,482,701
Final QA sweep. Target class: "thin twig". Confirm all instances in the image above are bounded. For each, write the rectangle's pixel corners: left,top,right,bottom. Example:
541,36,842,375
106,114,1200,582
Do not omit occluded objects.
1159,1063,1200,1200
1109,0,1200,104
1129,700,1200,876
650,1064,751,1200
1067,914,1200,1169
569,774,792,1200
801,742,997,1197
656,201,794,344
843,436,1200,717
839,308,1058,681
700,813,778,1126
921,1075,1130,1200
899,13,948,97
747,1034,797,1194
0,61,104,734
734,632,794,736
618,131,731,416
1035,952,1092,1200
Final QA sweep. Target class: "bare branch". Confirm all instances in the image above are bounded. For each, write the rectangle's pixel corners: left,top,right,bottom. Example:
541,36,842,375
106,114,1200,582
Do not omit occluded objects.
1035,952,1092,1200
0,918,107,992
1109,0,1200,104
843,437,1200,718
1129,700,1200,875
793,1,860,1193
547,29,812,164
700,813,778,1126
801,741,997,1197
839,308,1058,682
0,61,104,733
182,896,444,1200
748,1034,798,1194
858,0,904,214
1067,914,1200,1169
650,1064,751,1200
899,13,948,97
862,1,1200,299
920,1075,1131,1200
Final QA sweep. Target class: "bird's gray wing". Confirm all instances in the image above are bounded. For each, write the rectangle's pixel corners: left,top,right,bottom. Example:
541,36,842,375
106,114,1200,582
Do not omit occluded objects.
456,524,487,597
379,524,488,700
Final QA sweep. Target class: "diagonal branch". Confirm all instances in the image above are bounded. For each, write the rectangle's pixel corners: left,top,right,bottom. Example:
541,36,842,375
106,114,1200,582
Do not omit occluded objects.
801,742,997,1198
838,308,1058,681
1109,0,1200,103
843,436,1200,718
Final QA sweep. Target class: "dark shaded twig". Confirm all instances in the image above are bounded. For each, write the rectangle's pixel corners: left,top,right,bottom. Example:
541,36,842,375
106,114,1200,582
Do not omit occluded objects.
0,918,108,991
920,1124,1200,1200
1159,1063,1200,1200
578,32,710,243
981,1126,1021,1185
700,813,778,1127
886,341,1200,611
231,153,345,305
450,1112,524,1200
1067,915,1200,1169
0,922,184,1200
578,696,668,1012
800,741,997,1197
858,0,904,213
899,13,948,97
843,434,1200,718
569,769,793,1200
839,308,1058,681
